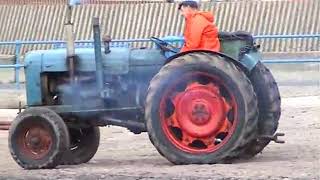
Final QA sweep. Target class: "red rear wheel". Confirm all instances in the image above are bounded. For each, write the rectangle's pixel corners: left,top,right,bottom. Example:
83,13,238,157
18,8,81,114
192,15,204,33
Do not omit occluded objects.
160,72,237,154
237,62,281,158
145,52,258,164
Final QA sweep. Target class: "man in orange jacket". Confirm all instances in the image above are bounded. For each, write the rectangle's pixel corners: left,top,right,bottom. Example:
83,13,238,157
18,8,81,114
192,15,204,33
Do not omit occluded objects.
179,1,220,52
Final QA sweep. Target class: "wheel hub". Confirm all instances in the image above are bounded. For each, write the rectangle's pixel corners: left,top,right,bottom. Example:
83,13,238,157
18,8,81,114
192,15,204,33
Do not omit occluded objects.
30,137,40,146
161,75,237,153
190,101,211,125
173,83,230,138
20,126,53,159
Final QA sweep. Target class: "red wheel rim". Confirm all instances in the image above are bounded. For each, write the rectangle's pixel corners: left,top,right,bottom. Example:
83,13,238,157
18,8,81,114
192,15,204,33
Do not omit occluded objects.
160,72,238,154
17,120,53,160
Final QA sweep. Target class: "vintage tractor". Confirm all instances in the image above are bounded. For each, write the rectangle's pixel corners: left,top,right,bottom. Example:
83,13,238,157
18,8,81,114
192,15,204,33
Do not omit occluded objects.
8,12,283,168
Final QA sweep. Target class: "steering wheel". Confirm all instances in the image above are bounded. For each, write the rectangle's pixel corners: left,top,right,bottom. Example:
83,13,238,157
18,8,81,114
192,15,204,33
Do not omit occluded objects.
150,37,179,53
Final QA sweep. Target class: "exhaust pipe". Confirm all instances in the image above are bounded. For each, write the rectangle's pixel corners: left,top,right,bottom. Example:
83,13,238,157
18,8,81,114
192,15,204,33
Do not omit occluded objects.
92,17,105,95
65,5,76,81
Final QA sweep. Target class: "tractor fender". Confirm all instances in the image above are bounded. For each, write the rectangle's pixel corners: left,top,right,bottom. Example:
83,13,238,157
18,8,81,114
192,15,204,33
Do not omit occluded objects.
164,50,252,74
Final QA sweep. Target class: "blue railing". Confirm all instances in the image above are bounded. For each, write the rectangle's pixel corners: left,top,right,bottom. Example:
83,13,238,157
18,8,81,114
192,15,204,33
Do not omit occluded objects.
0,34,319,89
0,39,151,89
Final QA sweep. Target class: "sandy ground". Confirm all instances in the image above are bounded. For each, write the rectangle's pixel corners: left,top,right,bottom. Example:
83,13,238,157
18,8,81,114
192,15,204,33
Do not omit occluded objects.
0,95,319,180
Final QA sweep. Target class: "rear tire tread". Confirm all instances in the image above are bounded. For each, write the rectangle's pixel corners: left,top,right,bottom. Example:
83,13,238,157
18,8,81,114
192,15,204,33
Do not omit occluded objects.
237,62,281,158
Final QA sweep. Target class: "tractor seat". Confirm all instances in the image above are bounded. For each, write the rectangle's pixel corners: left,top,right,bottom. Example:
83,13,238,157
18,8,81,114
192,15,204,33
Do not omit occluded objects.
218,31,254,46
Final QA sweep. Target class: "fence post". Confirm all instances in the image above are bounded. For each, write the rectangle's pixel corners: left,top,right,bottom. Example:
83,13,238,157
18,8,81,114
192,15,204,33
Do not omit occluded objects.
14,41,22,89
318,35,320,52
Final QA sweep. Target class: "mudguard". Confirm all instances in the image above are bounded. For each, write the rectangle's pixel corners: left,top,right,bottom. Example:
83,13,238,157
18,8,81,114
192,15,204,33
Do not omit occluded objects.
164,50,260,74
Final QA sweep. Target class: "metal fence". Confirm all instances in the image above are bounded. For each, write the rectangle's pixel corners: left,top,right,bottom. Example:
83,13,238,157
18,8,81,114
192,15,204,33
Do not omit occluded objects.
0,0,165,5
0,34,319,89
0,0,319,54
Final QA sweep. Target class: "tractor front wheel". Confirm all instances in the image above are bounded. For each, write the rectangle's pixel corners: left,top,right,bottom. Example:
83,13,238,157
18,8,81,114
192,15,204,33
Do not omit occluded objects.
145,52,258,164
8,107,70,169
60,126,100,165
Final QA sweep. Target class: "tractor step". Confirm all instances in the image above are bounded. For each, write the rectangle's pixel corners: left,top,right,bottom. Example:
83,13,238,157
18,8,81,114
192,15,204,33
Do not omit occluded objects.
259,132,285,144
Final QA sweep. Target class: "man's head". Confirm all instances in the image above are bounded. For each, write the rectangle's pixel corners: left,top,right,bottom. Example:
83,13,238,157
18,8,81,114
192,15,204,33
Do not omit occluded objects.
178,0,199,17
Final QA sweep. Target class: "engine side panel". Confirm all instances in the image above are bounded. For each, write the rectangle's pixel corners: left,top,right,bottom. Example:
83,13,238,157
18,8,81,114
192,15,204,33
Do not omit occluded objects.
24,52,43,106
24,47,167,107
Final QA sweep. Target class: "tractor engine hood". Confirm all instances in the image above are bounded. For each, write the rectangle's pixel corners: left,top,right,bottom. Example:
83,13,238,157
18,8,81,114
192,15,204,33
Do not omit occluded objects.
24,47,166,74
25,47,130,74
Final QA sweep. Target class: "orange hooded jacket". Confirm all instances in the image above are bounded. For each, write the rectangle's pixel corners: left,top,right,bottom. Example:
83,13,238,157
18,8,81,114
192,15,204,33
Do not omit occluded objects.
181,11,220,52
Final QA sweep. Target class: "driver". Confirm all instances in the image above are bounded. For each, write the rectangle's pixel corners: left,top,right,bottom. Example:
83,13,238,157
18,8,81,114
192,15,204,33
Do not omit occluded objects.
179,0,220,52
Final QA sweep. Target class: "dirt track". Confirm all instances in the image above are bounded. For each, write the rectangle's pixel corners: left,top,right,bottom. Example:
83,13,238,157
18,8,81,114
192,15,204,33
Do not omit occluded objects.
0,96,319,180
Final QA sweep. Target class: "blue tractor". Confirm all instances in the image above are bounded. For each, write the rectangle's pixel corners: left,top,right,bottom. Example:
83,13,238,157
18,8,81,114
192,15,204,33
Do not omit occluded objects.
8,15,283,169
